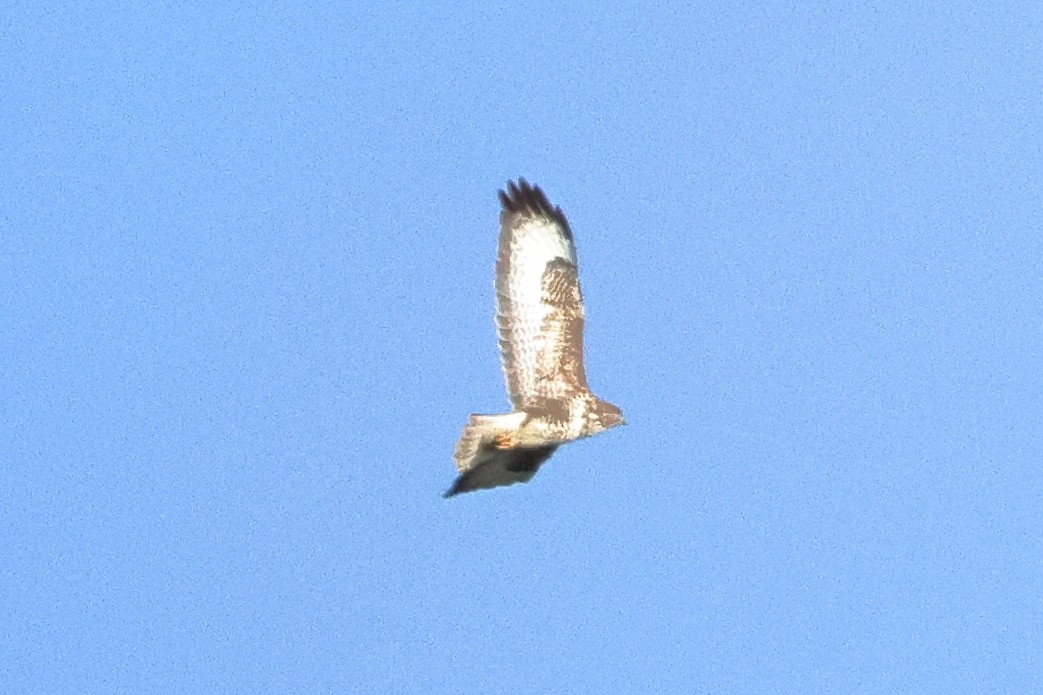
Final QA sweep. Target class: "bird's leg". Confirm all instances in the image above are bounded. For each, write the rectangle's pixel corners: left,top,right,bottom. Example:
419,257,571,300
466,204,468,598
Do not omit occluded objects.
492,431,514,449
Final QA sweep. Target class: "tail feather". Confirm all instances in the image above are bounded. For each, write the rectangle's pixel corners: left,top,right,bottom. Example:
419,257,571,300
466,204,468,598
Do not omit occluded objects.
451,412,524,473
444,412,554,497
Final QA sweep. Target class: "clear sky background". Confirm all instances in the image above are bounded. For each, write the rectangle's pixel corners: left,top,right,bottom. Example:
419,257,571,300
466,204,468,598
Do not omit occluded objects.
3,1,1042,692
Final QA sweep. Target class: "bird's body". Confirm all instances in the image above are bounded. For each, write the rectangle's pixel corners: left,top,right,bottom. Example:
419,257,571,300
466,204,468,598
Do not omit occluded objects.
445,179,624,497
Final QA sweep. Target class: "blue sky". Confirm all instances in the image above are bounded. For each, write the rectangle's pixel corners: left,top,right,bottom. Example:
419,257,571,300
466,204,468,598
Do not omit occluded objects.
3,1,1042,692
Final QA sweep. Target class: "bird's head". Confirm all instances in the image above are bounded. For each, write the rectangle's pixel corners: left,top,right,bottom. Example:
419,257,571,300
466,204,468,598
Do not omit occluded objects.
590,398,625,433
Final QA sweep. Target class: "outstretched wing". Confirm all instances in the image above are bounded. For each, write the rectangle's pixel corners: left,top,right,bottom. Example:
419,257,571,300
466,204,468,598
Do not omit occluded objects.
446,412,557,497
496,179,590,411
444,445,557,497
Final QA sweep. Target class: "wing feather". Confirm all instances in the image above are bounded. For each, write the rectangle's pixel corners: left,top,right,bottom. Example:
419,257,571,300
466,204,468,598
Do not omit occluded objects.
496,179,588,410
534,259,589,403
446,412,557,496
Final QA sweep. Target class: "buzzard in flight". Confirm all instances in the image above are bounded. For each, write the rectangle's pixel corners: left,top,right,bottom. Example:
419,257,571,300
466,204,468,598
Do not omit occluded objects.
444,179,624,497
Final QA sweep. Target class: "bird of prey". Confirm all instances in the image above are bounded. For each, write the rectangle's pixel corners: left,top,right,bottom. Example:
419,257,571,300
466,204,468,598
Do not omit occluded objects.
444,179,624,497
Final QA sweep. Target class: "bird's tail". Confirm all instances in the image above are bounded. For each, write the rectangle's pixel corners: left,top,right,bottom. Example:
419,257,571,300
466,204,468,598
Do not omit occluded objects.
446,411,547,498
451,412,526,472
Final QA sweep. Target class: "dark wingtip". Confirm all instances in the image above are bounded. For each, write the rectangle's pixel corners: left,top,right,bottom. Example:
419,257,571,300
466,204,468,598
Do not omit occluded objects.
442,478,465,499
499,178,545,211
498,178,569,234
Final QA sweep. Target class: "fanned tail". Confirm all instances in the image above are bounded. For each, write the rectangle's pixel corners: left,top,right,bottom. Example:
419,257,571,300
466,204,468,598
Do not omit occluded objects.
445,412,555,497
